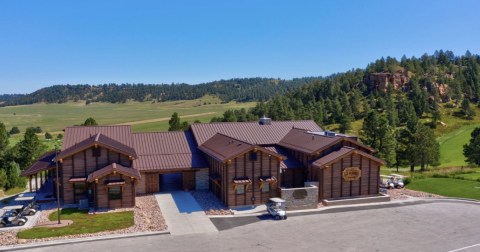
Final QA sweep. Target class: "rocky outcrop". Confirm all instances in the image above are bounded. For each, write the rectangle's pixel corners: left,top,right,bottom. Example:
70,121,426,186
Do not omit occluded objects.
367,70,411,92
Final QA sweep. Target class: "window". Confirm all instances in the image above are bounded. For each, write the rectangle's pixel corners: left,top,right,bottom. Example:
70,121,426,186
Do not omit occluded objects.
74,183,86,198
249,152,257,161
108,186,122,200
236,185,245,195
261,183,270,193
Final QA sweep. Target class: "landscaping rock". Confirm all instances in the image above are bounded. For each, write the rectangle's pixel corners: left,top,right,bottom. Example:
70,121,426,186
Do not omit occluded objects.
388,188,443,200
191,191,233,215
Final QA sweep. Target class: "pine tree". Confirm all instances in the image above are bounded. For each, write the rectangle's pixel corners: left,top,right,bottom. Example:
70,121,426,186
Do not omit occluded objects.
16,127,44,169
168,112,182,131
463,127,480,165
82,117,98,126
0,122,9,160
412,123,440,171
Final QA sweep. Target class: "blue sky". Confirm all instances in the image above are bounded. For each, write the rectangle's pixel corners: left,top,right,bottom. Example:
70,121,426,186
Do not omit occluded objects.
0,0,479,94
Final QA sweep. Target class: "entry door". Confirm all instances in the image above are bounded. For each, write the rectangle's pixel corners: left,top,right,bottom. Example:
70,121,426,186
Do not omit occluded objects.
145,173,159,194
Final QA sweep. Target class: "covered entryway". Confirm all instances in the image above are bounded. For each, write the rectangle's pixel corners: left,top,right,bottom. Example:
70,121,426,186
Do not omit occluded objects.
160,173,183,191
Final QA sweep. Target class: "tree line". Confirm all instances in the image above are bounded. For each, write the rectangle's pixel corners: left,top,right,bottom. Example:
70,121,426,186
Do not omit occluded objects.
0,77,323,106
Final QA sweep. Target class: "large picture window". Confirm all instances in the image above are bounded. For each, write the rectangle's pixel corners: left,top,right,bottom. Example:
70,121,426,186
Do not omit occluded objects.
108,186,122,200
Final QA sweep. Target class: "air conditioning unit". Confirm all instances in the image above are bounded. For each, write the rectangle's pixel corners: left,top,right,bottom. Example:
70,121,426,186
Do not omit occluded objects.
79,199,89,210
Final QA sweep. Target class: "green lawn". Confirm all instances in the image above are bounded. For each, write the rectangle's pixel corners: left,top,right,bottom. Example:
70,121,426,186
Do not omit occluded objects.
0,95,256,136
17,208,134,239
437,124,479,167
407,178,480,200
3,187,26,196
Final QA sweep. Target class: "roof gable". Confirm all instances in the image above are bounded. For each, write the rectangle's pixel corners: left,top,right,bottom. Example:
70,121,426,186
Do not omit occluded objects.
279,128,374,155
58,133,137,160
191,120,322,146
199,133,283,163
278,128,342,154
62,125,133,150
87,163,141,182
312,147,385,168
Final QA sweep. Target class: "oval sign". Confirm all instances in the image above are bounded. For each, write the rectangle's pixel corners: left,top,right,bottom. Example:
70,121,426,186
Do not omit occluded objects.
342,167,361,181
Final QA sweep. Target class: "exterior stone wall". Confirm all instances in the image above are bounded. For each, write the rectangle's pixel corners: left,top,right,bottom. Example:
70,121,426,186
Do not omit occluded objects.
136,172,146,194
195,168,209,190
280,184,318,210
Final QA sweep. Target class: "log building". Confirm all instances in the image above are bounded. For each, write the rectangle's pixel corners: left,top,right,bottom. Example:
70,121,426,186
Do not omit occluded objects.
22,118,384,209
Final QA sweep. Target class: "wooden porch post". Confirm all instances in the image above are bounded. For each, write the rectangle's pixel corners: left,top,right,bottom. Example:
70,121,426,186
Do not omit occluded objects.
35,174,38,192
29,176,33,192
40,171,44,188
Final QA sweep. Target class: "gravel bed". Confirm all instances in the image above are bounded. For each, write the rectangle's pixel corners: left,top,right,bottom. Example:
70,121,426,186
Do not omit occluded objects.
191,191,233,215
388,188,443,200
0,195,166,246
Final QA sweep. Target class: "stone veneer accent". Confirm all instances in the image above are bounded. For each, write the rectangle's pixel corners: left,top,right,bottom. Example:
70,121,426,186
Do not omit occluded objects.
280,183,319,210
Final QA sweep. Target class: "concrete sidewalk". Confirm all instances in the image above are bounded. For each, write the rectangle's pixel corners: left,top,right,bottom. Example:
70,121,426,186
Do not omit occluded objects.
155,191,217,235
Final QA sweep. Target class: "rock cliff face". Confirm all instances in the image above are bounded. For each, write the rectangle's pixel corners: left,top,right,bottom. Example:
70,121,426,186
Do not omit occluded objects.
367,71,452,101
366,70,411,92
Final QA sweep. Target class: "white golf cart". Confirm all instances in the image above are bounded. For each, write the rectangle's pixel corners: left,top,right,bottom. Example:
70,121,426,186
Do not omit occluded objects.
380,175,395,189
14,196,38,216
0,206,28,227
266,198,287,220
390,174,405,188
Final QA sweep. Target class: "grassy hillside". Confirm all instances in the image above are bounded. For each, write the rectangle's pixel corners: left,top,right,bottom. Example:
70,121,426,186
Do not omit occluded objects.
326,103,480,168
438,124,478,167
0,95,255,135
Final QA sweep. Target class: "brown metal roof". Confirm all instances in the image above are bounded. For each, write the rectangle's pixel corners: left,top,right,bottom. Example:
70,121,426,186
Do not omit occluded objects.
190,120,323,146
278,128,342,154
21,151,57,177
131,131,208,171
62,125,133,150
263,146,303,169
58,133,137,160
312,147,385,168
87,163,141,182
198,133,283,163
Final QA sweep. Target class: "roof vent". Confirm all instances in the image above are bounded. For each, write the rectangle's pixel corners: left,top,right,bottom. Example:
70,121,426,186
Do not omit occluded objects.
259,115,272,125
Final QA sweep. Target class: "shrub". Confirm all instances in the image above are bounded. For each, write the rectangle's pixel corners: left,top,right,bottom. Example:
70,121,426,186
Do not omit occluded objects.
9,126,20,135
403,177,411,186
45,132,52,140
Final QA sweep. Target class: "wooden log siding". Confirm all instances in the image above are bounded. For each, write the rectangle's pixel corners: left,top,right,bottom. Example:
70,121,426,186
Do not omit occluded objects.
220,150,280,208
320,152,381,200
60,147,132,204
96,174,135,209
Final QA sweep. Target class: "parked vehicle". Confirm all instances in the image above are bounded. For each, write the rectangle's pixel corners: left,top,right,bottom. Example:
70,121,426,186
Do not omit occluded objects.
380,175,395,189
266,198,287,220
0,209,28,227
390,174,405,188
14,196,38,216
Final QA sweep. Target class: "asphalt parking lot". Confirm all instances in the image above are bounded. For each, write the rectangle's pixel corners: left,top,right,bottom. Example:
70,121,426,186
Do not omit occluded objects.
15,200,480,252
